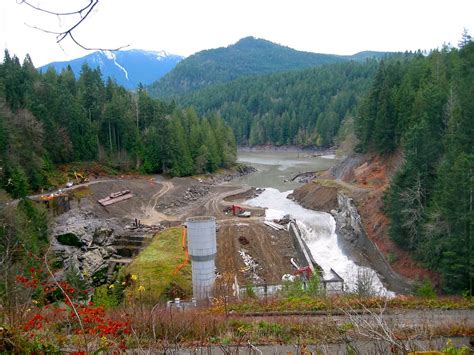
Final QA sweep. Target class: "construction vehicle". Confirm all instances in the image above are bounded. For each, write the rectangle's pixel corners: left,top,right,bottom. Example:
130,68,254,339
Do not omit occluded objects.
39,192,68,202
231,204,251,218
291,258,313,281
293,266,313,281
73,171,89,184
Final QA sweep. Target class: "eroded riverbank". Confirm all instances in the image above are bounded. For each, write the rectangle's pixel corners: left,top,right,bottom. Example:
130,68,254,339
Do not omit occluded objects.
236,150,396,294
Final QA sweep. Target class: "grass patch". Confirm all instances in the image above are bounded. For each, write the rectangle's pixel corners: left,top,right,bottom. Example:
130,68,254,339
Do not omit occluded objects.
210,295,474,314
126,227,192,302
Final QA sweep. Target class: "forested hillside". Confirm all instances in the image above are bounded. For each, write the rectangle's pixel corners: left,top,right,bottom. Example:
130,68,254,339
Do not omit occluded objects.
149,36,388,98
177,60,380,147
355,38,473,294
0,51,236,198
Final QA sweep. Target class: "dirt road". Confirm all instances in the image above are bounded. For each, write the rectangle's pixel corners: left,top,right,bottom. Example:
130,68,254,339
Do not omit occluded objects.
49,174,301,285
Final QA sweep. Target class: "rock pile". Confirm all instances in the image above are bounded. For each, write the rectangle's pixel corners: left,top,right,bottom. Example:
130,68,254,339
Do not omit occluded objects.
183,186,209,201
295,173,315,184
199,165,258,185
51,210,125,286
158,185,210,209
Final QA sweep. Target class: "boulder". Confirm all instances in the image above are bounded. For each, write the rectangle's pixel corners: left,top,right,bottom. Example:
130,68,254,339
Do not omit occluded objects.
82,249,107,276
92,226,114,246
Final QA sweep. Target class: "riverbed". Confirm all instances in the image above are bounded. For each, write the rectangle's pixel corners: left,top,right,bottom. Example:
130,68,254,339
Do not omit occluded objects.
236,149,393,295
235,150,336,191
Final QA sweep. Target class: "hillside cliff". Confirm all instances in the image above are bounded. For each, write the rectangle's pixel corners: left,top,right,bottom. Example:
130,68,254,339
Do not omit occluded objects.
292,153,439,290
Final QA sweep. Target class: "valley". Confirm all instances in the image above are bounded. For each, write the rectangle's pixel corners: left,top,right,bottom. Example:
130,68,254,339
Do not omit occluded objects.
45,149,410,298
47,166,295,286
33,150,472,353
1,23,472,352
47,151,343,288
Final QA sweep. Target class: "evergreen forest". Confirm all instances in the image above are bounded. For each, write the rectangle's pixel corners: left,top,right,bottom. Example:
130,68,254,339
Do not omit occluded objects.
148,36,349,97
0,51,236,198
176,60,380,147
355,39,473,294
0,36,472,295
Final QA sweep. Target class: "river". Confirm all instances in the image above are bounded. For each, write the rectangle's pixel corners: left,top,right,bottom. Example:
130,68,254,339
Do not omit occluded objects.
236,149,393,295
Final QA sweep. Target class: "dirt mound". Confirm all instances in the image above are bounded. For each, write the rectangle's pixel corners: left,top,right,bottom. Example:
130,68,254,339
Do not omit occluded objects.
289,183,339,213
224,187,263,202
216,222,298,285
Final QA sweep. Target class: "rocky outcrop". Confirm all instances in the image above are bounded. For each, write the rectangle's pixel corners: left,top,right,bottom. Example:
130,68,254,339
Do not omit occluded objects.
333,192,412,294
51,210,124,286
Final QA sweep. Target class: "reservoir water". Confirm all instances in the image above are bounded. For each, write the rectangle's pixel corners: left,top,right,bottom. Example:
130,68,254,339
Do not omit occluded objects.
235,150,336,192
236,149,393,295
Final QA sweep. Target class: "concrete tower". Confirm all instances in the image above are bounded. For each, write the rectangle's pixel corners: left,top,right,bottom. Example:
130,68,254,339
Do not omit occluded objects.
185,216,217,300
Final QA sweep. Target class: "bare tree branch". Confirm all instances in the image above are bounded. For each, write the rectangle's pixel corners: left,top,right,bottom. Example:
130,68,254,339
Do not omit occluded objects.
17,0,97,16
18,0,129,51
340,300,412,353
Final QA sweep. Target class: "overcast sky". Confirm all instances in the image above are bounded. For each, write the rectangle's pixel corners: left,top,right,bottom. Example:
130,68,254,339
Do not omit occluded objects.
1,0,473,67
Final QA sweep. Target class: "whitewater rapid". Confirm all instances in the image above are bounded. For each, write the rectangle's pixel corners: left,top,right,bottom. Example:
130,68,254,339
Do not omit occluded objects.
247,188,394,296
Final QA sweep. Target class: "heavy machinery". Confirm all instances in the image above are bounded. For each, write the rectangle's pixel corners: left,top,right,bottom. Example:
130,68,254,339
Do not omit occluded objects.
73,171,89,184
291,258,313,281
293,266,313,282
231,204,251,218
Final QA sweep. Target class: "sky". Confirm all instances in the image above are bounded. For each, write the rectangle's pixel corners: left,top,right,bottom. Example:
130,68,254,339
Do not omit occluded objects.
1,0,473,67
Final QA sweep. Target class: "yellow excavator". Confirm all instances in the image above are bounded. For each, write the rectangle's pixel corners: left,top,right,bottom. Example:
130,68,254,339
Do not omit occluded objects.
73,171,89,184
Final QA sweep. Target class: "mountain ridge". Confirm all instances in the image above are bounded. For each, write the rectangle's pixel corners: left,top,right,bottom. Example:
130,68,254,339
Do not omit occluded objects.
149,36,391,98
39,49,184,89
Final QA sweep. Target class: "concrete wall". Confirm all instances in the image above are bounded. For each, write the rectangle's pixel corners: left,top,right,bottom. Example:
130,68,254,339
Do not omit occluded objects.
288,222,319,271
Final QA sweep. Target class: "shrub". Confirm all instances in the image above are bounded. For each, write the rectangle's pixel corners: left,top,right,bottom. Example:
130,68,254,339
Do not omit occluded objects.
414,279,437,299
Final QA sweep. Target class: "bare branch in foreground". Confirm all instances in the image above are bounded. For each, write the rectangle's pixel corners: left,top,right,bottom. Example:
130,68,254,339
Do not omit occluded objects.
18,0,130,51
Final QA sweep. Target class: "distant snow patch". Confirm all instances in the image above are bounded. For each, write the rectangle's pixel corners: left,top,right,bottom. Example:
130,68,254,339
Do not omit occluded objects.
154,50,170,61
103,50,129,81
103,51,115,60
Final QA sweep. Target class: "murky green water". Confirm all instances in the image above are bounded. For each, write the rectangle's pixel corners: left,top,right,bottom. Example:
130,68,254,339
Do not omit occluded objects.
235,150,338,191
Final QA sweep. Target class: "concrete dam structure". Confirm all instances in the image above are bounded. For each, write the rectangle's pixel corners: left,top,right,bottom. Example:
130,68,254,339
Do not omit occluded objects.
185,216,217,300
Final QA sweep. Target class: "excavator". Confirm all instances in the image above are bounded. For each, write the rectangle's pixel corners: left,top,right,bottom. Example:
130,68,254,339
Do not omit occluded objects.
293,266,313,281
232,204,251,218
291,258,313,281
73,171,89,184
226,204,251,218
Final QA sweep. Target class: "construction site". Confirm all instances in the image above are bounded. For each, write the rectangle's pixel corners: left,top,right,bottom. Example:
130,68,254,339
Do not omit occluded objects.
39,168,330,300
